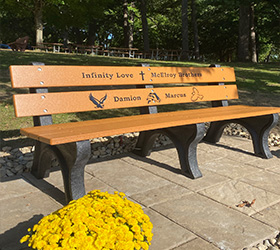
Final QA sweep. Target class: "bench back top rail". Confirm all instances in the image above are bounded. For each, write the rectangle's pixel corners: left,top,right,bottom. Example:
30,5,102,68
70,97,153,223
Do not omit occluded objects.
10,66,236,88
13,85,238,117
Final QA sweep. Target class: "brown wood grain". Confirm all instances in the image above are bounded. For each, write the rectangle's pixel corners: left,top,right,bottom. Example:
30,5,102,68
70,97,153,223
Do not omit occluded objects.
13,85,238,117
20,105,280,145
10,66,236,88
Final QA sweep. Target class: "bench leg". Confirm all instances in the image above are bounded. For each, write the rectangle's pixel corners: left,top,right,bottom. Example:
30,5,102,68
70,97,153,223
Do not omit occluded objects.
204,113,279,159
56,140,91,202
31,140,91,203
133,131,160,157
133,123,205,179
31,142,57,179
163,124,205,179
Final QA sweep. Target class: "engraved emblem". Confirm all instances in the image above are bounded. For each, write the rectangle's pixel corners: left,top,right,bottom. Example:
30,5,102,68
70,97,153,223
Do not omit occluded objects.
147,89,161,104
191,87,204,102
139,71,145,81
89,93,107,108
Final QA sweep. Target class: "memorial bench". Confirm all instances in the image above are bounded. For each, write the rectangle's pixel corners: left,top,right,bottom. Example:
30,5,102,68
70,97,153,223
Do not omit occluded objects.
10,64,280,202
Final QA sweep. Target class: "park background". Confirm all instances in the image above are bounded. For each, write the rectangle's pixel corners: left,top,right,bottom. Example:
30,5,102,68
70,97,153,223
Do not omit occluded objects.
0,0,279,171
0,0,279,63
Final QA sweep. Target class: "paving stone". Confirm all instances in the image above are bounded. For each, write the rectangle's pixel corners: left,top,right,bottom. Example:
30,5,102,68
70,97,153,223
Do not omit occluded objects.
199,180,280,216
209,146,257,160
240,171,280,195
23,168,99,191
144,208,196,250
207,146,280,169
130,183,192,207
197,141,225,152
217,136,254,154
155,147,177,157
0,177,41,201
156,144,225,165
200,157,261,179
218,135,253,147
197,149,225,165
147,150,178,162
151,193,278,250
0,191,62,250
86,158,169,196
252,202,280,230
22,169,64,191
84,173,117,194
246,156,280,170
174,238,220,250
266,165,280,175
122,155,229,192
22,169,118,205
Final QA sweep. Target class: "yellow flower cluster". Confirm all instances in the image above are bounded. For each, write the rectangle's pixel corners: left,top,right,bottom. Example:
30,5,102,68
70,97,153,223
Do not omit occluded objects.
20,190,153,250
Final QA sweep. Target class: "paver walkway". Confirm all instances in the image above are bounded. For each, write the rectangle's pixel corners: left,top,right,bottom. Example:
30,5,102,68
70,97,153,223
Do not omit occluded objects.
1,135,280,250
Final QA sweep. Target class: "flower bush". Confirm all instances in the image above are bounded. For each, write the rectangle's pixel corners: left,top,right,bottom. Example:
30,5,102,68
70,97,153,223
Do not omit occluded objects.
20,190,153,250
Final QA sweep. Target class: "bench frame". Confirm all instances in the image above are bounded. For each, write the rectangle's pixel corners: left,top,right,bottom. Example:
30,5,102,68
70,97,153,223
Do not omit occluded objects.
10,63,280,203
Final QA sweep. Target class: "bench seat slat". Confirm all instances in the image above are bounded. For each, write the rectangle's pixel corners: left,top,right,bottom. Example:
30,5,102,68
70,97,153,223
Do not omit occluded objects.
20,105,280,145
13,85,238,117
10,66,236,88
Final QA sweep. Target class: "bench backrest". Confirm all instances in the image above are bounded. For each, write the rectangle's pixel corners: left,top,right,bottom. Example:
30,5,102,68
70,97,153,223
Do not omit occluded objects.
10,65,237,119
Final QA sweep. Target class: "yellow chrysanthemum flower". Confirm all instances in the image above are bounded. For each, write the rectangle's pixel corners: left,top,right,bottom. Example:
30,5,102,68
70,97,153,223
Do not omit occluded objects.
20,190,153,250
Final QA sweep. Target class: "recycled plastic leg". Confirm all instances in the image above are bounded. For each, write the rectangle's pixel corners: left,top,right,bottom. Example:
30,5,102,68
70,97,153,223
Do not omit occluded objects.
133,123,205,179
204,113,279,159
31,140,91,203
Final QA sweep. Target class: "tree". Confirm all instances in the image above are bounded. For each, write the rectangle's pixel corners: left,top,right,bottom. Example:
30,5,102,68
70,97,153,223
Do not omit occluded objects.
140,0,150,52
34,0,44,45
238,4,251,61
123,0,135,48
254,0,280,62
250,3,257,62
3,0,64,45
181,0,189,60
191,0,199,59
0,0,34,43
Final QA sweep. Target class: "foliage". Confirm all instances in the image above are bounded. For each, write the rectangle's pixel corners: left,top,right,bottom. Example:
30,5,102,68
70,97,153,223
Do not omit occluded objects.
0,0,279,62
20,190,153,250
198,1,239,61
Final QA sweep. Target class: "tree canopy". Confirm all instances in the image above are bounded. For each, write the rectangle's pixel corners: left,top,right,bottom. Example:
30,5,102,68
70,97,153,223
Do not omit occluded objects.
0,0,279,62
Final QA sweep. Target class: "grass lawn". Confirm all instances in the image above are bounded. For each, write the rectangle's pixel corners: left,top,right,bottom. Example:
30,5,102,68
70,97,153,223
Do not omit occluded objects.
1,50,279,142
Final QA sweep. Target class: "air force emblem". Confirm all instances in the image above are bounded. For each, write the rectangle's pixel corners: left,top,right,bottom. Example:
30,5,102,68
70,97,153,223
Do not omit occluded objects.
89,93,107,108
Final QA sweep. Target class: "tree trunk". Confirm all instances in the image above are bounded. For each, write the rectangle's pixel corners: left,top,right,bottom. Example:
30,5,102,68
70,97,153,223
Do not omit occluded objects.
191,0,199,60
181,0,189,60
140,0,150,52
123,0,129,47
250,3,257,63
238,4,250,62
128,2,135,48
34,0,43,45
62,30,69,48
88,20,97,46
73,27,83,44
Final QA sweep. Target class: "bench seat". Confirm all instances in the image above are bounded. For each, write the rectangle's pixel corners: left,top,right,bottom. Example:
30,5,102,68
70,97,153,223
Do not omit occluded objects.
21,105,280,145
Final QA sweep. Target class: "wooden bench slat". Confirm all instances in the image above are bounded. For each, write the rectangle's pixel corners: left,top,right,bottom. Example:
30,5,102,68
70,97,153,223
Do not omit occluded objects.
13,85,238,117
10,66,236,88
20,105,280,145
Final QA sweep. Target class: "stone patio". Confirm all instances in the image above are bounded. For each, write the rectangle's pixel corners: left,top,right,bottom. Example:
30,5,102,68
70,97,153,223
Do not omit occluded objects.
1,135,280,250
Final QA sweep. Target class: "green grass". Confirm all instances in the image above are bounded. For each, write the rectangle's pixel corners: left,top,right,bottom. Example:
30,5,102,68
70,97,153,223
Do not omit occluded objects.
1,50,279,140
